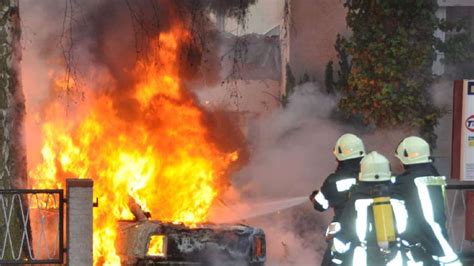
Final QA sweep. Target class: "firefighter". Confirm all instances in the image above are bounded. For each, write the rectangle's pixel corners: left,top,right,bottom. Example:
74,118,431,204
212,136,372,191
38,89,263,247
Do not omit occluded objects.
309,133,365,265
332,151,409,266
393,136,461,266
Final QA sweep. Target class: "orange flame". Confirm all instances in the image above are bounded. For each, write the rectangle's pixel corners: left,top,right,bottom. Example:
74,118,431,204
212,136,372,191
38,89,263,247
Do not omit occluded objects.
146,235,166,257
29,25,236,265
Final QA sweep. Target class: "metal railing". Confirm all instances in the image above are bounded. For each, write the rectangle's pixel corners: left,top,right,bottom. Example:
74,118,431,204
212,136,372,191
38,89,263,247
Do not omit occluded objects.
446,180,474,261
0,189,65,264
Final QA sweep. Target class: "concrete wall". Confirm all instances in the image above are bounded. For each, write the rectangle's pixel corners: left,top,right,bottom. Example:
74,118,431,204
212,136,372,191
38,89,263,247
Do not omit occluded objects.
287,0,348,84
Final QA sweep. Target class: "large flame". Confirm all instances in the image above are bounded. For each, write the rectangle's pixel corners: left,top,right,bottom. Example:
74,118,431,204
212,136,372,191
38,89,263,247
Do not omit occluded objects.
29,25,236,265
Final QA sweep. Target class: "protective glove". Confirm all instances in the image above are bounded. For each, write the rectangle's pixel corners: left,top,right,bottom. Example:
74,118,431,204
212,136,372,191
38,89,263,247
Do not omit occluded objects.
309,190,318,204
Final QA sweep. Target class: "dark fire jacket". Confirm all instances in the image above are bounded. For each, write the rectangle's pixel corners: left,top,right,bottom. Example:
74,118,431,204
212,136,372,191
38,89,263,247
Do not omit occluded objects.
393,163,458,263
332,182,408,266
312,158,362,221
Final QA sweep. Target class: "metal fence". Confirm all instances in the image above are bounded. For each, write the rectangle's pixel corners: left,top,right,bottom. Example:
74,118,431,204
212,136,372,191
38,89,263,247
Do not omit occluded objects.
446,181,474,262
0,189,64,264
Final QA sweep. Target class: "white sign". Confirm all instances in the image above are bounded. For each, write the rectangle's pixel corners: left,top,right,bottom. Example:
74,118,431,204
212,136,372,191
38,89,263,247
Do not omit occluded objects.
460,80,474,180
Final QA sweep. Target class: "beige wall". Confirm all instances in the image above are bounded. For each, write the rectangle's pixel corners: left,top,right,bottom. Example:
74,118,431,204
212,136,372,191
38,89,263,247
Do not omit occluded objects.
197,79,281,115
287,0,348,84
224,0,285,35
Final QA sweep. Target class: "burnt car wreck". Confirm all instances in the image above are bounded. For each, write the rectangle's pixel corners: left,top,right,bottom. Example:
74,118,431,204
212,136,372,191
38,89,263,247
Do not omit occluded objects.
117,220,266,265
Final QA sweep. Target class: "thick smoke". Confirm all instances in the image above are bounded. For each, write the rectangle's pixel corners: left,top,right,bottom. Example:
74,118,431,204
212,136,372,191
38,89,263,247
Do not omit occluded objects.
225,83,342,264
21,1,456,264
21,0,252,172
211,82,419,264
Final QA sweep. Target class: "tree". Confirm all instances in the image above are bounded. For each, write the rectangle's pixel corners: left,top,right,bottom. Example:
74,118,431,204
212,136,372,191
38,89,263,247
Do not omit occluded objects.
0,0,28,261
325,0,469,146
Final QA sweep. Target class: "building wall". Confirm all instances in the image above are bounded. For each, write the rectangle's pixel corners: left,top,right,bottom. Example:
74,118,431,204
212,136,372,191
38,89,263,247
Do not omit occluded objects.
224,0,285,35
439,0,474,6
286,0,348,85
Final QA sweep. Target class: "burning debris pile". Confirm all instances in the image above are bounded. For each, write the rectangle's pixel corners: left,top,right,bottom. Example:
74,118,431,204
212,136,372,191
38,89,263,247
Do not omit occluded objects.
24,0,258,265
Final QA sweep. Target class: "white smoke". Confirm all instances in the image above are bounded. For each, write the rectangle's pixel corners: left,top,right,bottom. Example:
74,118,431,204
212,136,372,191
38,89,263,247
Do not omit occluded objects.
22,1,457,264
214,81,418,265
233,82,342,198
216,83,341,264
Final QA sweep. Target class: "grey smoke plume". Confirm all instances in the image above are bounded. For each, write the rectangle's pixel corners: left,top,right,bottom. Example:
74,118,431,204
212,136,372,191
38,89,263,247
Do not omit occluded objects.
431,79,454,177
20,0,254,169
213,82,419,264
234,83,342,197
21,1,456,264
214,83,342,264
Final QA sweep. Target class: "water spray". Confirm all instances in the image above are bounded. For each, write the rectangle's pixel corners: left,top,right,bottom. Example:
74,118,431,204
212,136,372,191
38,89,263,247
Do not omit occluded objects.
209,196,309,223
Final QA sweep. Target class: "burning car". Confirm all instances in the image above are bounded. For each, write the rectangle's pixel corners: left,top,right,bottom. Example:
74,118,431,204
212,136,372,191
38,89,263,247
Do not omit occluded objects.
27,7,254,263
117,220,266,265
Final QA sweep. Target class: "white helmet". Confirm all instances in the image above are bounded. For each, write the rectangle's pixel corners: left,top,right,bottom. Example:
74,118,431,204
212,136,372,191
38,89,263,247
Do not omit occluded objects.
395,136,432,165
358,151,391,182
333,133,365,161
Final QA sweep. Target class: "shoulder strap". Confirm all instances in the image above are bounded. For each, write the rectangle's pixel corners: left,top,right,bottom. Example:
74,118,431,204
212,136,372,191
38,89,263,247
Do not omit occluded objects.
414,176,446,186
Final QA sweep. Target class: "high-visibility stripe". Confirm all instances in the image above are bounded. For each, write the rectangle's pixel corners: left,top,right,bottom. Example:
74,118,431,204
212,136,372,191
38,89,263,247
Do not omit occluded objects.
352,246,367,266
326,222,341,236
386,251,402,266
315,191,329,210
333,237,351,253
438,258,463,266
415,175,446,186
414,177,459,264
336,178,356,192
355,199,373,243
390,198,408,233
416,175,447,199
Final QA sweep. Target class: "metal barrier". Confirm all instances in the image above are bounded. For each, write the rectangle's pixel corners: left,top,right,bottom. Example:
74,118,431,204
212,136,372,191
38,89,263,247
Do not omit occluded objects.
0,189,65,264
446,180,474,261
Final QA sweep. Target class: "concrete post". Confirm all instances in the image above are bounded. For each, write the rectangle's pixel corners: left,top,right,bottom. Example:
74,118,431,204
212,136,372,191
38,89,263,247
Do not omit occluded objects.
67,179,93,266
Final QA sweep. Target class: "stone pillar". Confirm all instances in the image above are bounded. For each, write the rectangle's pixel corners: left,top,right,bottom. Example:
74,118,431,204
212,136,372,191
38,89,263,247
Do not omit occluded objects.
280,0,291,98
67,179,93,266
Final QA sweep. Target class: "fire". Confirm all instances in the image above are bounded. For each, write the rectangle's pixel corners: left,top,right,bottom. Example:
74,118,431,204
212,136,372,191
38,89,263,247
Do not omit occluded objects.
28,25,236,265
146,235,166,257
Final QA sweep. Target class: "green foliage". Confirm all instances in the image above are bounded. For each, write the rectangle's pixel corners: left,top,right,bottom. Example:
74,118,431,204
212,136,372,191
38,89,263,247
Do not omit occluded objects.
281,64,295,107
436,18,474,64
332,0,450,145
300,72,310,84
282,65,317,107
325,34,351,94
325,61,335,94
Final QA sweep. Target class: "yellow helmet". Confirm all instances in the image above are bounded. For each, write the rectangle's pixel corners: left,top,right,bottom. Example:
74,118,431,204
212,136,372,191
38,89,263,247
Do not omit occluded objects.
395,136,432,165
333,133,365,161
358,151,391,182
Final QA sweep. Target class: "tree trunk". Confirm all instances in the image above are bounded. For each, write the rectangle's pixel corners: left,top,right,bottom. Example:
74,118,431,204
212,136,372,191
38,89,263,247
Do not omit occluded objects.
0,0,28,261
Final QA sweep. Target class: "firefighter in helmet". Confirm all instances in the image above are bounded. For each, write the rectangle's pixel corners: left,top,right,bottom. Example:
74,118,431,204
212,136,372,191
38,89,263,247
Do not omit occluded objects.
332,151,409,266
309,133,365,265
393,136,461,266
